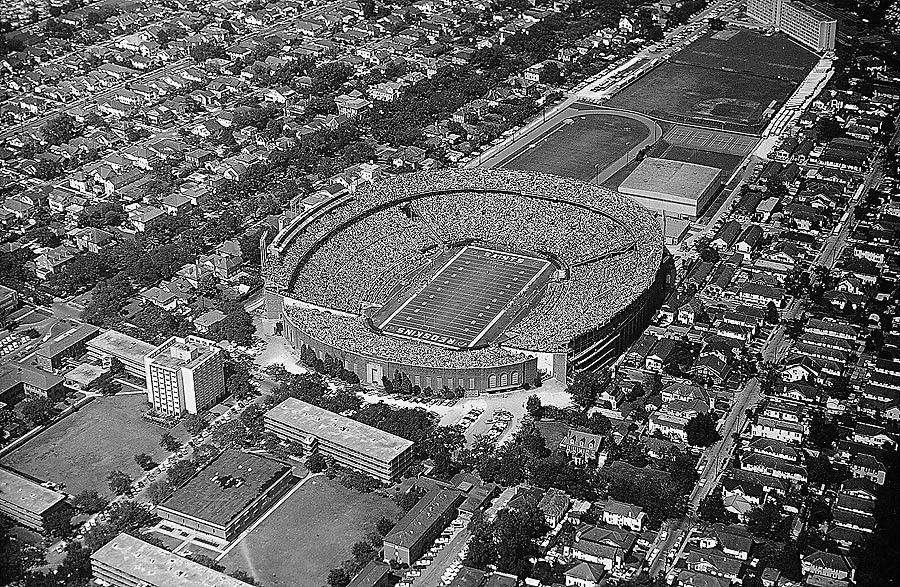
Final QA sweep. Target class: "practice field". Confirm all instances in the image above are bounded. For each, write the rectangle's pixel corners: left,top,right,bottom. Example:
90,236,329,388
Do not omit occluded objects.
1,394,188,497
374,245,552,349
498,111,651,181
606,62,796,132
220,476,400,587
664,126,758,155
673,30,818,82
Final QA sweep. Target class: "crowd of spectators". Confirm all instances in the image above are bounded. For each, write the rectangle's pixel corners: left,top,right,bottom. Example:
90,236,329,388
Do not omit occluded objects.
283,304,532,369
266,169,663,355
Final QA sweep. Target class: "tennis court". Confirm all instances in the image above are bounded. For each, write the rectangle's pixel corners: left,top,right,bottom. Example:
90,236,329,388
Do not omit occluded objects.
374,245,552,349
664,126,758,155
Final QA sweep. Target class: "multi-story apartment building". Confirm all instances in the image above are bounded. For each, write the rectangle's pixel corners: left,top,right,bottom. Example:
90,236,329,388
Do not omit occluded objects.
0,468,71,534
747,0,837,52
144,336,224,416
264,398,414,482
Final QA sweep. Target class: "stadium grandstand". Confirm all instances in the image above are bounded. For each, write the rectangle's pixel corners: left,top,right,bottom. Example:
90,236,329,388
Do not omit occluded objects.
264,169,667,394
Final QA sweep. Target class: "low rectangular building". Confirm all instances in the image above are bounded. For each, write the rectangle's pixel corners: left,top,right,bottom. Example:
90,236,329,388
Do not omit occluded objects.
35,323,99,372
0,467,71,533
154,450,293,541
87,329,155,379
383,488,465,565
618,158,723,220
264,398,414,482
91,532,253,587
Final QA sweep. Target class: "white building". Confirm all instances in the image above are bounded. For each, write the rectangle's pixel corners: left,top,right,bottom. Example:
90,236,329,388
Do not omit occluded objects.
144,336,225,416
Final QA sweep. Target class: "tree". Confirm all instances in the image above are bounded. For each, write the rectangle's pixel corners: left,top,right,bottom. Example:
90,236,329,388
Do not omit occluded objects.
765,301,780,324
20,398,54,427
71,489,107,514
134,453,156,470
698,486,735,524
307,452,327,473
146,480,171,505
56,542,92,582
106,500,154,533
375,516,395,537
230,569,257,584
525,394,543,420
327,567,350,587
567,371,606,411
686,413,720,447
159,432,180,452
187,553,225,571
183,413,208,436
211,307,255,346
107,470,133,495
41,113,77,145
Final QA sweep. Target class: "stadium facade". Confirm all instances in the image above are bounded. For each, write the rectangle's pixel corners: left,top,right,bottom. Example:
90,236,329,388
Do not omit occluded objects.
264,170,667,394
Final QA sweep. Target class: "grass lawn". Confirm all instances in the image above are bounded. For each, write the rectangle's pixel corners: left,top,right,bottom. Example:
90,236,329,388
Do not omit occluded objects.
674,30,818,82
221,476,401,587
607,62,796,132
499,111,650,181
1,394,189,497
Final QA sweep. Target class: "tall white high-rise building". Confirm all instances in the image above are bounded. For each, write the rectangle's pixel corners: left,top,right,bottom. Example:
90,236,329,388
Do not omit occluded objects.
144,336,225,416
747,0,837,53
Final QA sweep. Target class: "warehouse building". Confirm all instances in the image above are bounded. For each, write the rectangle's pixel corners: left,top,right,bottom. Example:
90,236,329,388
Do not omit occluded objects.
91,532,252,587
87,329,155,379
618,158,723,220
383,488,465,565
264,398,414,483
0,468,71,533
155,450,294,541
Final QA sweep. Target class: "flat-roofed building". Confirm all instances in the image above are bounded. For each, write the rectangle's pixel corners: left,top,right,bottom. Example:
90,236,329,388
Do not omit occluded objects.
87,329,155,379
144,335,225,416
35,323,100,372
619,158,722,220
0,468,71,533
264,398,414,482
383,488,465,565
348,560,392,587
155,449,293,541
747,0,836,52
91,532,253,587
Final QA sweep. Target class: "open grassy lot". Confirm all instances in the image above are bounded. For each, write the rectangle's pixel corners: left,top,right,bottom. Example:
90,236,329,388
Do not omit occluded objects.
499,111,651,180
1,394,188,497
606,62,796,132
673,30,818,82
221,476,401,587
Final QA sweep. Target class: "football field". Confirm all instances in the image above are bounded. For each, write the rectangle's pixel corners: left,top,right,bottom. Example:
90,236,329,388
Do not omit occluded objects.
374,245,552,349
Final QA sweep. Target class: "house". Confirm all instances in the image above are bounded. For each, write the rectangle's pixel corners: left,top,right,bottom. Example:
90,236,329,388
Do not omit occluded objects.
569,525,636,570
850,453,887,485
677,570,730,587
193,309,226,333
600,500,645,532
563,430,605,466
645,338,676,372
72,227,113,254
565,561,607,587
34,245,76,279
685,548,744,580
801,550,857,583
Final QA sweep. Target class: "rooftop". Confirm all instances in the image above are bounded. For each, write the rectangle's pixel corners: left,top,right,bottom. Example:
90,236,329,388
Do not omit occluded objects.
87,329,155,364
384,488,464,548
0,467,66,515
36,323,99,359
156,450,291,527
619,157,722,200
146,335,220,371
265,398,414,463
91,533,252,587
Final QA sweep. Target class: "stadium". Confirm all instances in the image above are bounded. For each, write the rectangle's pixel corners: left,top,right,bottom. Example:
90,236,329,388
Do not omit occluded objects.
264,169,667,395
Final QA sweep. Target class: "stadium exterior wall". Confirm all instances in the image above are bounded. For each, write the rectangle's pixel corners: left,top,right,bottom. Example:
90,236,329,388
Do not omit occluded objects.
278,299,538,395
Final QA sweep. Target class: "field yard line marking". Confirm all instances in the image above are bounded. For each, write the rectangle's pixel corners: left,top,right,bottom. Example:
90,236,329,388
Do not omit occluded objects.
215,472,324,562
469,259,553,348
377,247,468,329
